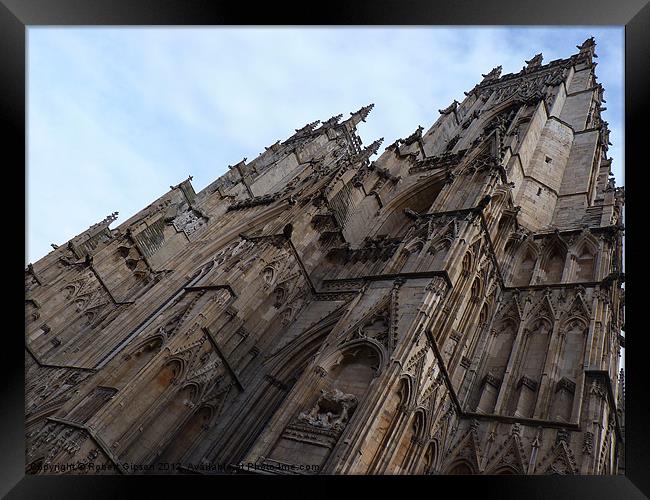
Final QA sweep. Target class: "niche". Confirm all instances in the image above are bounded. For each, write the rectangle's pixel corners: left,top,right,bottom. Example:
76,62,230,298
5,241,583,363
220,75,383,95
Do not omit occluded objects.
512,249,536,287
267,344,380,471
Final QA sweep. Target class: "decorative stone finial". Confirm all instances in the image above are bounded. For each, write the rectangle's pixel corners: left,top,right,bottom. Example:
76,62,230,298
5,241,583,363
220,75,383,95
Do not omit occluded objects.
523,53,543,72
481,65,502,82
401,125,424,145
295,121,320,135
577,36,596,52
439,100,459,115
365,137,384,157
350,103,375,124
323,114,343,127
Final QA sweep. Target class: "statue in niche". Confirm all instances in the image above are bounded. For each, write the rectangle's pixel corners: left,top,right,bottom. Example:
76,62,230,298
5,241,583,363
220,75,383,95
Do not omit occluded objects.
262,266,275,286
297,388,359,431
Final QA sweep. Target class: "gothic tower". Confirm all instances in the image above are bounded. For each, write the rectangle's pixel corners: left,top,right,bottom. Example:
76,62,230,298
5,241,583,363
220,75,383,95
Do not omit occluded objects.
25,37,624,475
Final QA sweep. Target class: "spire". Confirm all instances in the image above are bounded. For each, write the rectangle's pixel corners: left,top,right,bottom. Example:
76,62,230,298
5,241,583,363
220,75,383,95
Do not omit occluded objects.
349,103,375,126
352,137,384,164
365,137,384,157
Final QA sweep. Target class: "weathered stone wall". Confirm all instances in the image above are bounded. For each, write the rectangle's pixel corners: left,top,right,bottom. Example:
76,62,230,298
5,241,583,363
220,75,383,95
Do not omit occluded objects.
25,39,624,476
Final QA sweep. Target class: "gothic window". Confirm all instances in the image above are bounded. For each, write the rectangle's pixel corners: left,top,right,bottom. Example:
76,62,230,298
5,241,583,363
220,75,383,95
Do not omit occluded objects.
123,383,200,465
462,252,472,275
510,319,551,418
513,249,536,287
112,359,183,447
479,303,488,325
550,320,587,422
326,345,380,400
542,246,566,283
575,248,595,281
420,441,439,474
362,377,409,473
67,386,117,424
267,344,380,471
375,179,445,239
447,461,474,475
157,405,215,468
262,266,275,286
470,278,481,300
476,319,516,414
392,410,426,474
110,336,164,386
493,215,510,250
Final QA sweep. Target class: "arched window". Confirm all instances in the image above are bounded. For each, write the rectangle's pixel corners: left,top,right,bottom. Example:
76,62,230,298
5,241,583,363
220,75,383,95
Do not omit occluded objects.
575,248,595,281
542,247,566,284
513,249,536,287
462,252,472,275
362,377,410,473
447,461,474,475
156,405,214,470
509,319,551,418
471,278,481,300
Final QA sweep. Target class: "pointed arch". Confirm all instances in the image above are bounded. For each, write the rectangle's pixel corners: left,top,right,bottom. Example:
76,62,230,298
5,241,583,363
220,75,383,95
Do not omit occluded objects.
462,251,472,275
124,380,202,466
446,459,476,475
475,316,518,414
420,439,440,474
549,317,589,422
484,434,527,474
512,242,538,287
392,408,428,474
470,277,482,300
508,317,552,418
539,237,568,284
372,175,447,239
362,375,412,474
156,404,216,469
572,236,598,282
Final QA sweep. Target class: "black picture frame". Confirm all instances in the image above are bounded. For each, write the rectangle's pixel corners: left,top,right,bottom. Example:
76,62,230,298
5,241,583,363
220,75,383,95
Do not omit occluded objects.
4,1,648,498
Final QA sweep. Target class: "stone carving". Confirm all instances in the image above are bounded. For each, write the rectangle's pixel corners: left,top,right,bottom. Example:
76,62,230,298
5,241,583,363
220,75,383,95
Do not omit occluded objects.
172,208,208,236
297,389,358,432
523,53,543,73
481,66,502,83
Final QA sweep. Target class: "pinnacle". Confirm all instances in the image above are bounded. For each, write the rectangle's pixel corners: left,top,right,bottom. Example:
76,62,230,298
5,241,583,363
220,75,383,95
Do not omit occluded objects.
350,103,375,123
324,113,343,126
365,137,384,156
295,120,321,134
578,36,596,50
525,53,543,65
482,65,502,79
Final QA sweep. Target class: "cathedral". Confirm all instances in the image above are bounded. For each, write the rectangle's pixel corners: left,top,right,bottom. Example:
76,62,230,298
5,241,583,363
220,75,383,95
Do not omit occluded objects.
25,38,625,475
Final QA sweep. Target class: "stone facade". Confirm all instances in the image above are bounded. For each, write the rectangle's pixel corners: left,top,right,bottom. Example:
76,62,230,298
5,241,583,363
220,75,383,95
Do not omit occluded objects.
25,38,624,475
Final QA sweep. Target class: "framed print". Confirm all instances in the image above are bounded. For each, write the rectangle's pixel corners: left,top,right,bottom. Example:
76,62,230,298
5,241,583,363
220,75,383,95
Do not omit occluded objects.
4,0,649,498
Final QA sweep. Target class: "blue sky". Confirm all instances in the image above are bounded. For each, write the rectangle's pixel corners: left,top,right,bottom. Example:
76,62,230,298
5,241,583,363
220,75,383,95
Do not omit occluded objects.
27,27,624,264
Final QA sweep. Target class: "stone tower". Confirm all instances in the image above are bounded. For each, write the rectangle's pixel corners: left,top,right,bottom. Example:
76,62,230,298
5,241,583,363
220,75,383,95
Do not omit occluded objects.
25,37,624,475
